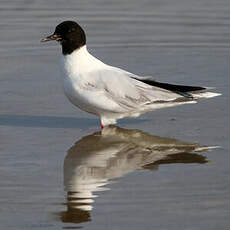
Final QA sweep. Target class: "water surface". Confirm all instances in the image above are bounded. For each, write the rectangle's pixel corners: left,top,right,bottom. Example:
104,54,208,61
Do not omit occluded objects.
0,0,230,229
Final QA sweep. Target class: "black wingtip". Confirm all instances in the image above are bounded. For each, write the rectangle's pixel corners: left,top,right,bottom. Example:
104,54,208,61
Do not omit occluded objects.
132,78,206,98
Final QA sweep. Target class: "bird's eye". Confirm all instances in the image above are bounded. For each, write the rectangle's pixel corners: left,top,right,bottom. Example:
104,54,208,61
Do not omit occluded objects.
68,28,75,33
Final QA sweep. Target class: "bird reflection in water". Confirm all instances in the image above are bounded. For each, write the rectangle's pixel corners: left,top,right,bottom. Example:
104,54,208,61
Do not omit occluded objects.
58,125,212,224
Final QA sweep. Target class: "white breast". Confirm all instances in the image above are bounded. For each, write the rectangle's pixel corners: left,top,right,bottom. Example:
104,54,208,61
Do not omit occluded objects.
60,46,124,116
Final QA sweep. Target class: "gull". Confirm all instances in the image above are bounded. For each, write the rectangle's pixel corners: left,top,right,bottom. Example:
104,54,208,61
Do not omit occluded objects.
41,21,221,129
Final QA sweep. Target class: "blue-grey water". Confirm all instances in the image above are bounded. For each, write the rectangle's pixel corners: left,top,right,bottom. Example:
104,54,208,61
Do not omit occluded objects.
0,0,230,229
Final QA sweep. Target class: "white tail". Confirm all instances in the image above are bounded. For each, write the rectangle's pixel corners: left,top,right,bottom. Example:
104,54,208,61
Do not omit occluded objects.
192,91,222,99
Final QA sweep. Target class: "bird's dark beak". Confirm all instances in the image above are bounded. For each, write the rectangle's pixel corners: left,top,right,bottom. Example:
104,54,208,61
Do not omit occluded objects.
40,33,61,42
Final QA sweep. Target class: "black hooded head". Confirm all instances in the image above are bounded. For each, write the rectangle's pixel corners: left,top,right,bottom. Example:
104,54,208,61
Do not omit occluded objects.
41,21,86,55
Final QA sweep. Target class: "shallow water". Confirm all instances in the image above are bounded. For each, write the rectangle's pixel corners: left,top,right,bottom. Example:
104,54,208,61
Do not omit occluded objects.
0,0,230,229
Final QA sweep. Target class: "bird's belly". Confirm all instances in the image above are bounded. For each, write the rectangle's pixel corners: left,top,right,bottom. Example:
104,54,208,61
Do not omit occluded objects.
62,76,126,116
62,78,99,115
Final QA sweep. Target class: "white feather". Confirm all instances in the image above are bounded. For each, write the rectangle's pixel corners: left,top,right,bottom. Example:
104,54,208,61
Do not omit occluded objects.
60,45,221,126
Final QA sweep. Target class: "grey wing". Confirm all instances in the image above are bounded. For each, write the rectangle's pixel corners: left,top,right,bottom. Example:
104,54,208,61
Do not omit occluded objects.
87,67,186,110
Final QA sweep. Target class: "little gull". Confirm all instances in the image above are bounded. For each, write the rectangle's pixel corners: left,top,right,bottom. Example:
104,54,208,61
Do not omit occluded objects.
41,21,221,129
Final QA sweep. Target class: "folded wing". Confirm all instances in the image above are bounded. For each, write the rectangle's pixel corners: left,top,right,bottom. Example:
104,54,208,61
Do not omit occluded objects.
84,66,188,110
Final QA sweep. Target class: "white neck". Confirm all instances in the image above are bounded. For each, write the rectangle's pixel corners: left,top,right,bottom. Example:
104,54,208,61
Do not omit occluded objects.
61,45,106,75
